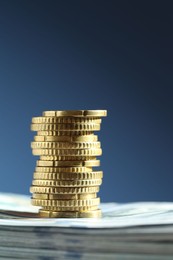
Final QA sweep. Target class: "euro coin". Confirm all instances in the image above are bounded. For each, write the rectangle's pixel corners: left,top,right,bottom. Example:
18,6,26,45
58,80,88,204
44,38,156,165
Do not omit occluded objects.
31,141,101,149
35,166,93,173
39,209,102,218
37,130,94,136
30,186,99,194
42,110,107,117
31,197,100,207
36,160,100,167
32,179,102,187
33,171,103,180
39,205,98,212
34,134,98,142
31,123,100,131
32,193,97,200
32,117,101,124
32,148,102,156
39,155,96,161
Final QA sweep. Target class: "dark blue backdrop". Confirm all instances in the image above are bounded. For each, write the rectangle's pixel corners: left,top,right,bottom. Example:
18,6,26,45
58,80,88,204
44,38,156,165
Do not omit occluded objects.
0,0,172,202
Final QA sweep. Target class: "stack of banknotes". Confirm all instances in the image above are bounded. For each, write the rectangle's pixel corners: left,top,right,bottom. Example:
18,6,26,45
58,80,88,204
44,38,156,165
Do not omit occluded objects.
1,193,173,259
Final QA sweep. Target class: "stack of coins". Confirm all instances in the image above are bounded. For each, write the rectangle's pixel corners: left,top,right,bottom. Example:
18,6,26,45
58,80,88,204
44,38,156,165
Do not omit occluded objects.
30,110,107,218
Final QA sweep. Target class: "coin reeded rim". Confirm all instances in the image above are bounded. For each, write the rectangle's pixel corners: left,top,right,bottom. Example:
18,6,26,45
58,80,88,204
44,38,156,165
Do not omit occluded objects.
38,205,99,212
31,123,101,131
32,179,102,187
31,197,100,207
32,148,102,156
32,117,102,124
30,185,100,194
35,166,93,173
31,141,101,149
33,171,103,180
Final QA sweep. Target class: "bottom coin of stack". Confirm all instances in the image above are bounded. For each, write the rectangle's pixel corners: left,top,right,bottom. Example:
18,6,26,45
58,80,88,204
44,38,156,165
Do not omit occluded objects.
30,166,103,218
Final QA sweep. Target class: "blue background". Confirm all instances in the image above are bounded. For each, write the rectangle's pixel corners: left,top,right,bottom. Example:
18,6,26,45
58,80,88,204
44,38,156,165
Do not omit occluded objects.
0,1,172,202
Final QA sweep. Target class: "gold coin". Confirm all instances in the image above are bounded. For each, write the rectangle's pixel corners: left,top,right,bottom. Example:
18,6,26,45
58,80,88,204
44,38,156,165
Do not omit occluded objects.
36,160,100,167
33,171,103,180
37,131,94,136
32,179,102,187
31,197,100,207
42,110,107,117
34,135,98,142
40,205,98,212
31,141,101,149
31,123,100,131
32,193,97,200
39,155,96,161
39,209,101,218
30,186,99,194
32,148,102,156
35,166,93,173
32,117,101,124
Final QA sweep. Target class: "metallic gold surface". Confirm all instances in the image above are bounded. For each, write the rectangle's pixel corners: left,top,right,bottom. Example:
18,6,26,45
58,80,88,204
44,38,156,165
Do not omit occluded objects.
34,134,98,142
36,160,100,167
32,193,97,200
30,109,107,218
30,186,100,194
39,209,101,218
42,110,107,117
33,171,103,180
31,123,100,131
39,155,96,161
32,148,102,156
41,205,98,212
32,117,101,124
37,130,94,136
32,179,102,187
31,197,100,207
35,166,93,173
31,141,101,149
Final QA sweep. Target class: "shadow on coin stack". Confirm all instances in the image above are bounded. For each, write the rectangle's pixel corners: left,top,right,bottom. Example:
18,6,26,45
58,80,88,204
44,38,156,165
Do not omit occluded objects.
30,110,107,218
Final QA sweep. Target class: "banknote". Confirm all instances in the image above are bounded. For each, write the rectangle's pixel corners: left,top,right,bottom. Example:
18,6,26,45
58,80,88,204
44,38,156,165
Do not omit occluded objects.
1,193,173,259
1,193,173,228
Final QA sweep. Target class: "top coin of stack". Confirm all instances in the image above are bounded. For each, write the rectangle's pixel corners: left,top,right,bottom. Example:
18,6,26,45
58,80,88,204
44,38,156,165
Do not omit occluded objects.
30,110,107,218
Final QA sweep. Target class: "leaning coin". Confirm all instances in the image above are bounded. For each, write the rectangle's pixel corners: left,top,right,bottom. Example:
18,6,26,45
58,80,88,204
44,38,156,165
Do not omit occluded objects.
32,179,102,187
30,186,100,194
32,193,97,200
31,197,100,207
39,209,101,218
